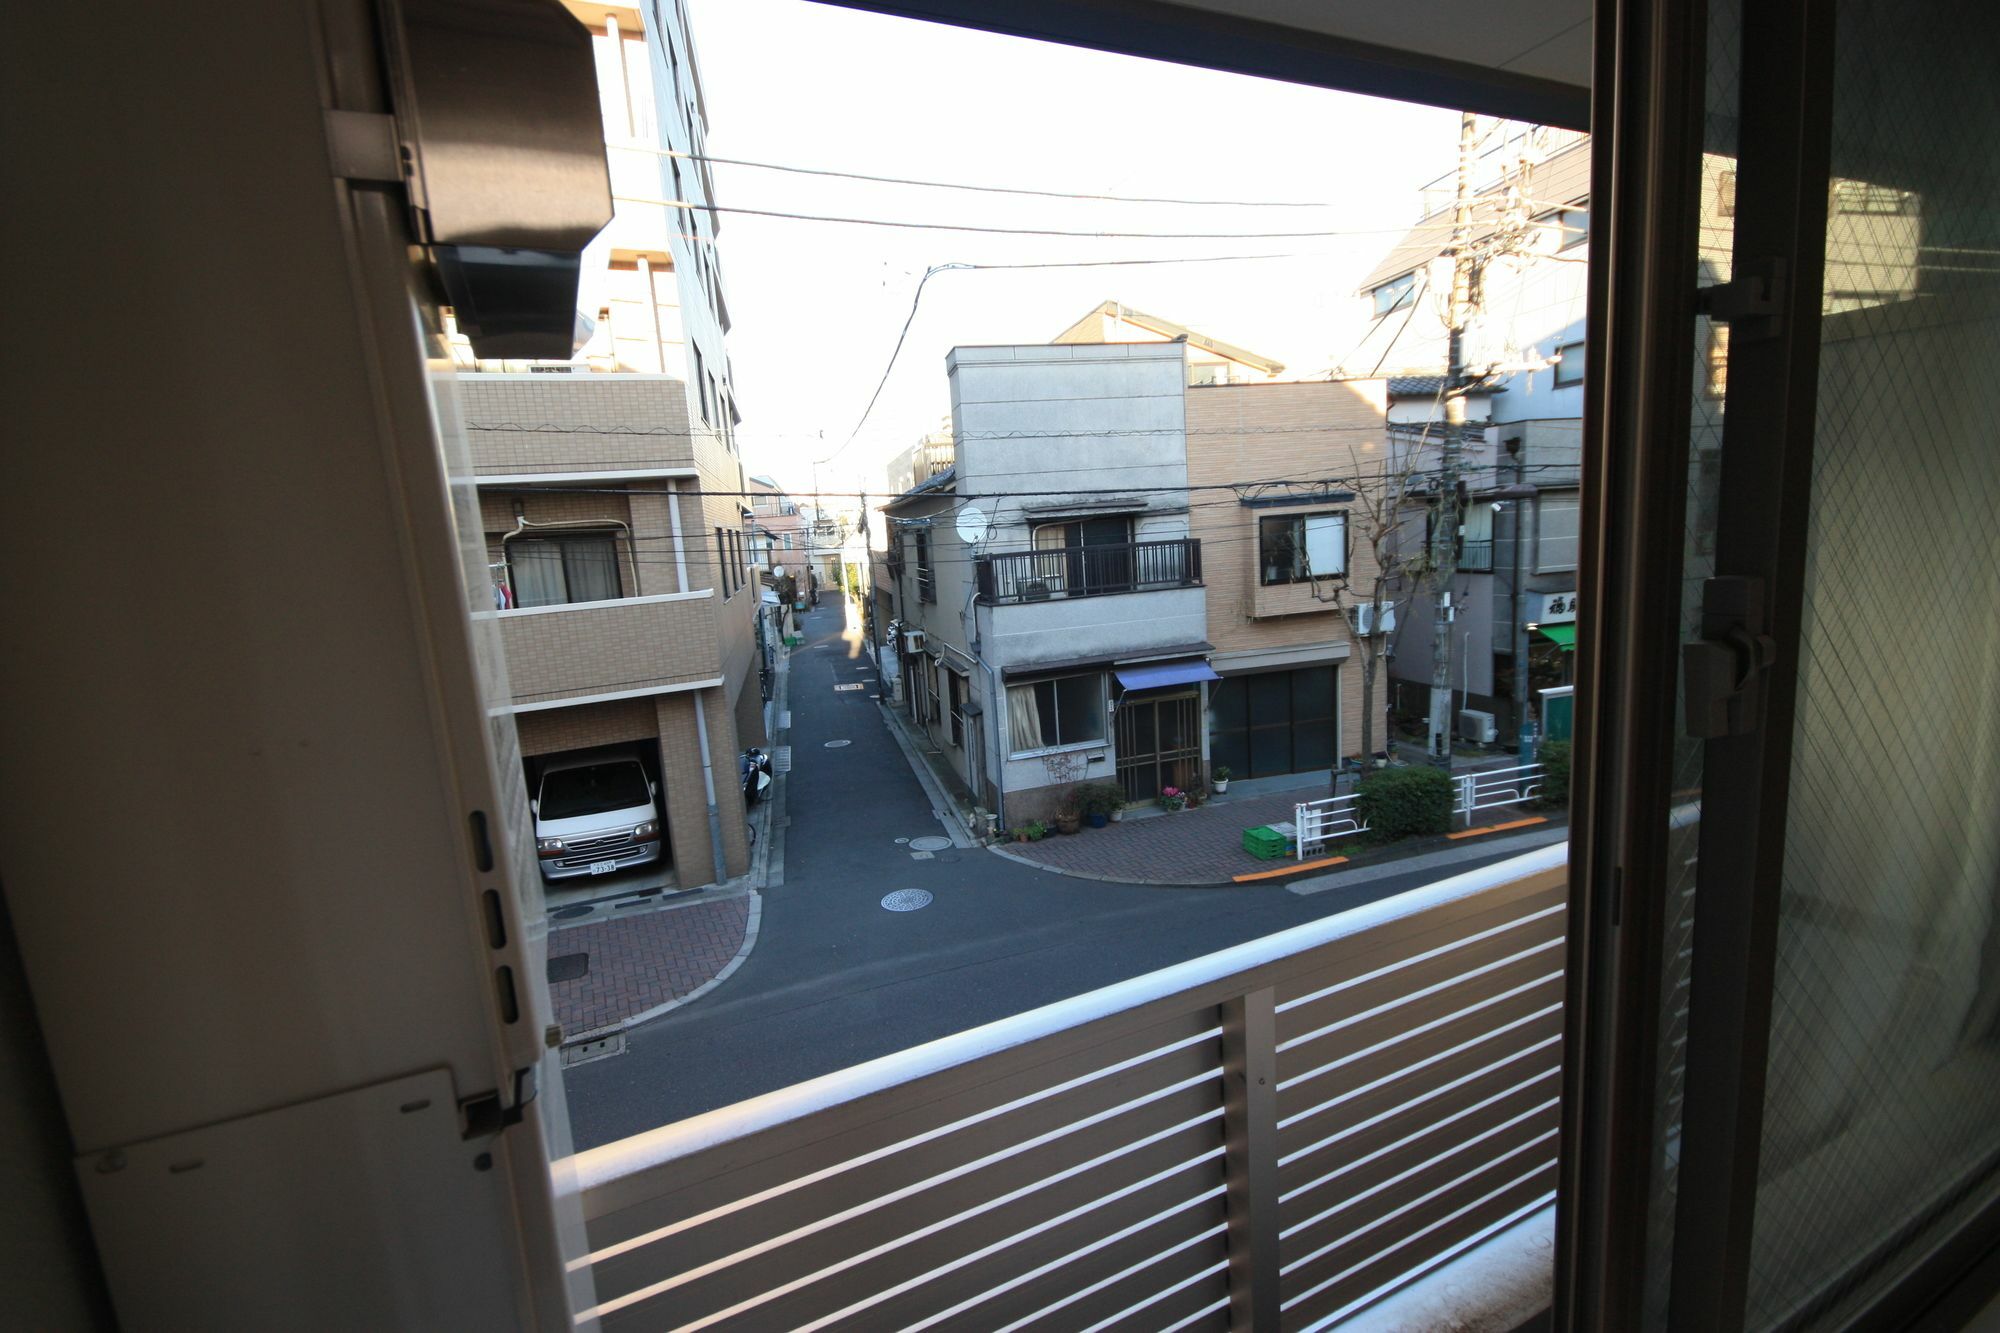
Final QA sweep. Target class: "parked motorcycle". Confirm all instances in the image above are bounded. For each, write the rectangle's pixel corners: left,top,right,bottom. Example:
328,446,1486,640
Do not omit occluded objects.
741,747,773,805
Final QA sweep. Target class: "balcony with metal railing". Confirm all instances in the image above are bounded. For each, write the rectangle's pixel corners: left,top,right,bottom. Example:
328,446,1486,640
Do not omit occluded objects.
567,844,1566,1330
975,538,1202,605
1458,538,1496,572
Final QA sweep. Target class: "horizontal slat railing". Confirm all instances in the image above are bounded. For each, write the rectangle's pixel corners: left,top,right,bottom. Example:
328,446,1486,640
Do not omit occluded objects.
566,843,1568,1331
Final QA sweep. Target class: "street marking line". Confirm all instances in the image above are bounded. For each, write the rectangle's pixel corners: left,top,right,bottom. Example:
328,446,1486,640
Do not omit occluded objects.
1447,815,1550,841
1233,856,1347,882
834,683,864,692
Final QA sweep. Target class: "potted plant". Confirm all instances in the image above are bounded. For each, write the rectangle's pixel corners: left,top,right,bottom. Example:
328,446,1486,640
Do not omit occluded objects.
1025,819,1049,841
1159,785,1187,813
1082,782,1120,828
1211,765,1231,794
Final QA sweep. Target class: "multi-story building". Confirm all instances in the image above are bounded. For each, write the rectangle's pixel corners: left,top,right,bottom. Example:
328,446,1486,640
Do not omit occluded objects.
882,342,1209,823
1184,378,1393,778
1344,126,1593,744
455,2,757,889
746,474,806,584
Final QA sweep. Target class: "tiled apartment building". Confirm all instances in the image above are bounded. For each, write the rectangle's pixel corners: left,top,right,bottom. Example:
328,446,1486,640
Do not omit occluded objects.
1185,378,1392,778
455,2,758,889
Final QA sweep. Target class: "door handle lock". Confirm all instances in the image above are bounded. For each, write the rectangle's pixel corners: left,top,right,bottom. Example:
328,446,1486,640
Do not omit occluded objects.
1682,577,1777,739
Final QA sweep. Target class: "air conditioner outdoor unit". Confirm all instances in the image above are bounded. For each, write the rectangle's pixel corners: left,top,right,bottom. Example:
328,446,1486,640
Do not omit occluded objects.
1458,708,1499,745
902,628,926,653
1350,603,1398,636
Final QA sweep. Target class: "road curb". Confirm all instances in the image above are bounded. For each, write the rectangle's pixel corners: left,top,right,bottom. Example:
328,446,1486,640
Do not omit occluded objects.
563,890,763,1044
988,820,1572,890
877,700,977,849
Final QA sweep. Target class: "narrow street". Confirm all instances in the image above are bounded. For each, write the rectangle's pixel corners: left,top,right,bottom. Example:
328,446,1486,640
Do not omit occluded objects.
564,602,1542,1148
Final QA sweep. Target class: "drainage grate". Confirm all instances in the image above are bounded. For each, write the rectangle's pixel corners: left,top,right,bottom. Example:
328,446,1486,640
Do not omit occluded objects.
881,889,934,912
824,739,851,748
772,746,793,773
909,835,953,852
546,952,590,983
561,1033,626,1067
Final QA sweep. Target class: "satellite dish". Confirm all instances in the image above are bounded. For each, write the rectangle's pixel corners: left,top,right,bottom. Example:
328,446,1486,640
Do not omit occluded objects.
955,505,990,546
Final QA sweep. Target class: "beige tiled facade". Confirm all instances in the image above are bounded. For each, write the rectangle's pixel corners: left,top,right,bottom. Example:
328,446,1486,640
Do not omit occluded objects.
1187,379,1393,763
461,376,697,477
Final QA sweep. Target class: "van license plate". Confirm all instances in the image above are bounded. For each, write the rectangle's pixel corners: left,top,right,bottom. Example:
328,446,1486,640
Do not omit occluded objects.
589,860,618,875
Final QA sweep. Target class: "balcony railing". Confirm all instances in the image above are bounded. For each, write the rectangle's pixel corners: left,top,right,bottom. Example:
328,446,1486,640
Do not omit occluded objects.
568,844,1566,1331
976,538,1202,605
1458,539,1496,572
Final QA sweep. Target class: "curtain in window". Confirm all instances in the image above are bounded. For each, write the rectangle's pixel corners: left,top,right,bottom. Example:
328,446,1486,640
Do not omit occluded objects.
563,537,622,602
1007,684,1044,752
1304,513,1346,577
508,540,567,608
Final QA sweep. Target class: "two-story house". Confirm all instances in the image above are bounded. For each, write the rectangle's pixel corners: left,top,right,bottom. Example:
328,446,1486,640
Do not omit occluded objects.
454,2,758,890
882,342,1210,823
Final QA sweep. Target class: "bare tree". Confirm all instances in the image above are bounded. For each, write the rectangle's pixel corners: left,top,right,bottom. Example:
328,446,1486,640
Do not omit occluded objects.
1304,415,1454,783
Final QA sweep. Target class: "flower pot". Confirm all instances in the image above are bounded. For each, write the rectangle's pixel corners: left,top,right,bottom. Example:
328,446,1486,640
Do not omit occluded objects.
1212,779,1229,794
1014,832,1030,843
1055,813,1082,835
1109,809,1124,822
1086,813,1108,829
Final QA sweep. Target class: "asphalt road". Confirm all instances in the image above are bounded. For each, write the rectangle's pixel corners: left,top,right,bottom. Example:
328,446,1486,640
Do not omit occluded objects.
563,603,1540,1149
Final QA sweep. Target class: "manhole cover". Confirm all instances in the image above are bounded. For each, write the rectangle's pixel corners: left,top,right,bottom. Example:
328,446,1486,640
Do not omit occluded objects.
824,739,851,748
881,889,934,912
909,835,953,852
546,952,590,983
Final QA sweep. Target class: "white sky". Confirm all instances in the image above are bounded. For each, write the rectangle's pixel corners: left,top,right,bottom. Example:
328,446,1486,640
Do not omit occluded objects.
684,0,1464,499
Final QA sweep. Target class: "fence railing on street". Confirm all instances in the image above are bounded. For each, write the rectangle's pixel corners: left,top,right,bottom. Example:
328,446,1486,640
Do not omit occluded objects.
1295,792,1370,859
1454,763,1546,827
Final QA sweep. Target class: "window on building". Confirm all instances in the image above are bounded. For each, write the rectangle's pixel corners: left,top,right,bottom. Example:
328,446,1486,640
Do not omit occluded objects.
693,343,710,424
1545,204,1589,250
782,532,793,550
1553,340,1587,387
914,528,935,602
1371,273,1417,316
947,672,965,748
714,525,730,594
1006,673,1106,755
1258,511,1346,585
1536,494,1580,572
506,535,623,608
1460,501,1495,571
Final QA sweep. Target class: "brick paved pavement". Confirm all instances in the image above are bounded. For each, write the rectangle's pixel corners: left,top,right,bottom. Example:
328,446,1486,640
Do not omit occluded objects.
1001,786,1556,885
546,895,751,1037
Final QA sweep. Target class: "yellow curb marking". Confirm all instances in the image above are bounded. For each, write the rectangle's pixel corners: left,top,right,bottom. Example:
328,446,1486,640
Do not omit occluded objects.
1446,815,1550,841
1233,855,1348,883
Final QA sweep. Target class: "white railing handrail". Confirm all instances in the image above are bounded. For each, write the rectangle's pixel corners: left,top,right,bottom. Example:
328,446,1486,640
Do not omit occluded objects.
565,842,1569,1196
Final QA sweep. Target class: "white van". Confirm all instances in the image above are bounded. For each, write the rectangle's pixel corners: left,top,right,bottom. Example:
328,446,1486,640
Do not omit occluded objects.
530,749,662,881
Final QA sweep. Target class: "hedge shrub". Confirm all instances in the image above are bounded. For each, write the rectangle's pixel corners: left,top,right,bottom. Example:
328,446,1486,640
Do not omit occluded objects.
1357,765,1454,840
1538,739,1572,808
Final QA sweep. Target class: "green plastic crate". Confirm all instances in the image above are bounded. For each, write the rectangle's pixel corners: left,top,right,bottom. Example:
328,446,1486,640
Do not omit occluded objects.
1242,825,1294,860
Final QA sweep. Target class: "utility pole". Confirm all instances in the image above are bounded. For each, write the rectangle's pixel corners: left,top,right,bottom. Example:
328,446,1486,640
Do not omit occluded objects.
1426,110,1480,771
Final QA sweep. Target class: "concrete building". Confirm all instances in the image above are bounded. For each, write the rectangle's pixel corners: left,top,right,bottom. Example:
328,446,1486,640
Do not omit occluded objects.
1344,127,1593,744
1184,377,1394,778
459,2,756,889
882,342,1209,823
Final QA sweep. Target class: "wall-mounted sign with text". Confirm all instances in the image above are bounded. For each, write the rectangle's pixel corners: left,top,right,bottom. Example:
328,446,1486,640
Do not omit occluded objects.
1536,591,1579,624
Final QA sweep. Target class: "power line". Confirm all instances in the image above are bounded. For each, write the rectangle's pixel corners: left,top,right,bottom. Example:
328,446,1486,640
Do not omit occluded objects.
617,143,1335,209
818,263,963,467
611,194,1420,241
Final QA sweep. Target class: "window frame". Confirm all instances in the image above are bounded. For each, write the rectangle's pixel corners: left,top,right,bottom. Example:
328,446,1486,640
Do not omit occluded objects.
1370,272,1417,316
504,532,626,608
1257,510,1348,586
1005,671,1107,758
1553,339,1588,387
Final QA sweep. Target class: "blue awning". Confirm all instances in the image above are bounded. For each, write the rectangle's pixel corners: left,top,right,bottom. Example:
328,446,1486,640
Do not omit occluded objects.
1115,659,1221,691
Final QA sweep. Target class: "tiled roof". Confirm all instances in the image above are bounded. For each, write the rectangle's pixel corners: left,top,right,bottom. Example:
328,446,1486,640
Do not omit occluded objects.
1387,375,1502,397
